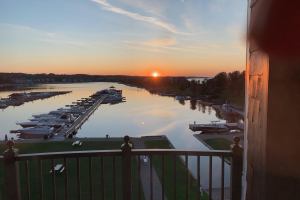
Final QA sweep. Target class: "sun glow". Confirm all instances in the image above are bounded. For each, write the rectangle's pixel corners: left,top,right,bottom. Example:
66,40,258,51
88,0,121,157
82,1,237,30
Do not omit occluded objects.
152,71,160,77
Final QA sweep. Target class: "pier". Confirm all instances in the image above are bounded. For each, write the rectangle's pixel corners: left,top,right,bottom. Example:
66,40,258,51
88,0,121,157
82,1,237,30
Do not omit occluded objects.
57,94,108,139
11,87,125,140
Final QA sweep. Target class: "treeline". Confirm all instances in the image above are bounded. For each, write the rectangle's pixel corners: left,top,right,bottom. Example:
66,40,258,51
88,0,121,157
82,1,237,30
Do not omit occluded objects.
0,71,245,107
201,71,245,107
116,71,245,108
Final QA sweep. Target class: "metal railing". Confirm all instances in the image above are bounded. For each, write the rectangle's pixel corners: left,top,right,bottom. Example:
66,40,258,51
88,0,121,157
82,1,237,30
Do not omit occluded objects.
1,136,243,200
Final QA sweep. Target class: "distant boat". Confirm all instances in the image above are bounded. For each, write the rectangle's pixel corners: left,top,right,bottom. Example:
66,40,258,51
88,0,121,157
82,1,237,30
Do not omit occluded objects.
175,96,190,101
189,121,228,132
189,121,244,132
11,126,55,138
0,101,8,109
17,121,65,128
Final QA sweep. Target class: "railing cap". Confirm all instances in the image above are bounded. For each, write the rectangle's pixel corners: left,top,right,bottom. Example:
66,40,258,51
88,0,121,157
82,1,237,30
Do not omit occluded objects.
121,135,132,152
3,140,18,162
231,136,243,154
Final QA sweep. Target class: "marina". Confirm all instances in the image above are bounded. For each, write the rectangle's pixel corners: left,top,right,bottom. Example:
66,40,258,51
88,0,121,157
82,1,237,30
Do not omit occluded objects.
0,91,71,109
0,82,233,190
10,87,125,140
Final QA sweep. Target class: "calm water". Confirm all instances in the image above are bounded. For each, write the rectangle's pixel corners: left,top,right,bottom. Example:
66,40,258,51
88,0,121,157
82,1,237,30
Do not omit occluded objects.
0,82,230,188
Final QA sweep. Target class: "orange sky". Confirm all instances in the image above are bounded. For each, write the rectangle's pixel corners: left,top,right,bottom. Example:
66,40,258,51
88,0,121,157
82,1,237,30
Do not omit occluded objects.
0,0,247,77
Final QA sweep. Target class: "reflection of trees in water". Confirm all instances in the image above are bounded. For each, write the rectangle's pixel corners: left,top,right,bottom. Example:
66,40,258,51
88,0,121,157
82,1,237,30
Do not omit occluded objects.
224,113,243,123
190,99,197,110
183,98,243,122
188,100,214,114
211,106,243,122
201,103,206,114
178,99,185,105
197,100,202,112
213,107,223,119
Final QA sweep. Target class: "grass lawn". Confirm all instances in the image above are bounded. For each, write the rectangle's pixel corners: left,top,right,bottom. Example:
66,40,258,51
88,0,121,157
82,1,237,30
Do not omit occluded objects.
0,140,143,200
204,138,232,150
144,139,208,200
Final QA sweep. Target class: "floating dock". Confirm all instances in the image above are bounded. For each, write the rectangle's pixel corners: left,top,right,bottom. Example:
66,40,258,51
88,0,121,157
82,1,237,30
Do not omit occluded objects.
189,121,244,132
0,91,71,109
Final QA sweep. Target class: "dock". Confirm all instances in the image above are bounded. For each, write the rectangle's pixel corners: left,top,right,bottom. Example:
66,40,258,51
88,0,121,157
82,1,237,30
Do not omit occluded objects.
0,91,71,109
11,87,125,140
58,94,108,138
189,121,244,132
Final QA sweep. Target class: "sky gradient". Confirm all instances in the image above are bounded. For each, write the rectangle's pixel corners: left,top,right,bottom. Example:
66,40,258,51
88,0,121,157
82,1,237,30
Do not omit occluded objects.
0,0,247,76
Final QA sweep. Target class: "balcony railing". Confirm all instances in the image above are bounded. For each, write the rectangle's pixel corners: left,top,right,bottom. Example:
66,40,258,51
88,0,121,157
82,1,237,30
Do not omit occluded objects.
1,136,243,200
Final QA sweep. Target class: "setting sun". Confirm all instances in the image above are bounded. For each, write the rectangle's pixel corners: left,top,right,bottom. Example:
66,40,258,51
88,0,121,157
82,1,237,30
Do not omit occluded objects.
152,71,160,77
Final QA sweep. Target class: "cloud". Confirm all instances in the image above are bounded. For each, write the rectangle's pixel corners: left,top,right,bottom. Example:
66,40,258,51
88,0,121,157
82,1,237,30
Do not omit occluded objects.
91,0,182,34
143,37,176,47
0,23,86,47
118,0,165,16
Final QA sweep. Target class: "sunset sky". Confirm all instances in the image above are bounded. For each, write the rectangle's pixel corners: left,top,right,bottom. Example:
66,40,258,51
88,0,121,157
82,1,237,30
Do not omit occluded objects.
0,0,247,77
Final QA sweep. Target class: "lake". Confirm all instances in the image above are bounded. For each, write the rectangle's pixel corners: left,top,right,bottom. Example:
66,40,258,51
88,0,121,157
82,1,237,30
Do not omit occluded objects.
0,82,230,189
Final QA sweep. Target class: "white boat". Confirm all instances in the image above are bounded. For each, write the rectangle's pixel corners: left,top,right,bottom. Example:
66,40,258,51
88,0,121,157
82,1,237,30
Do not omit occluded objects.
189,121,229,132
30,115,59,121
31,113,77,122
33,112,61,118
175,96,190,101
0,102,8,109
12,126,55,138
17,121,65,128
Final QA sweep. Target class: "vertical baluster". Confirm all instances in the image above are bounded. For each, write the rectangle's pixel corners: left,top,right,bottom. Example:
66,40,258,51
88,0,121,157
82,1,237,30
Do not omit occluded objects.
25,160,30,200
51,159,56,200
209,156,212,200
113,156,116,200
185,155,189,200
162,155,165,200
138,155,141,200
89,157,93,200
173,155,177,200
64,157,68,200
101,156,104,200
121,136,132,200
197,156,201,200
150,155,153,200
3,140,21,200
38,160,44,200
221,156,225,200
76,158,81,200
231,137,243,200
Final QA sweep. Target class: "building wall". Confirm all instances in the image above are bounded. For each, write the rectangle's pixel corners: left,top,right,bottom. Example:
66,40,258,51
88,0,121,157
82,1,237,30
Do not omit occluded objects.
244,0,300,199
244,50,269,200
265,58,300,199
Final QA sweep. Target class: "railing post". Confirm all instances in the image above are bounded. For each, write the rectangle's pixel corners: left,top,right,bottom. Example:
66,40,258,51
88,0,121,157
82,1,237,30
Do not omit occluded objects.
231,137,243,200
3,140,21,200
121,135,133,200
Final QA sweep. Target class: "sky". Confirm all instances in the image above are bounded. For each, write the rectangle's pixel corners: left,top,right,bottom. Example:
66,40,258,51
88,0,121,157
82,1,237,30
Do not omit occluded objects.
0,0,247,77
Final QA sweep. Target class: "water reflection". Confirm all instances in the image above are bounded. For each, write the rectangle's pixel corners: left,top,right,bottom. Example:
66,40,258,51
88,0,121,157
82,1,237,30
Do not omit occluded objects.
0,82,230,189
174,99,241,123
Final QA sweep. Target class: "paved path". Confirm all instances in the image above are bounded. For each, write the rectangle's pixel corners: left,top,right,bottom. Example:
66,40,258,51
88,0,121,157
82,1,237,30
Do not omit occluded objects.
132,138,167,200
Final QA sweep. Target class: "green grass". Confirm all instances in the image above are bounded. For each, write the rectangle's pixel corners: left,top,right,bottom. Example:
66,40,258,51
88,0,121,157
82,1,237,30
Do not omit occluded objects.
204,138,232,150
144,139,208,200
0,140,143,200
